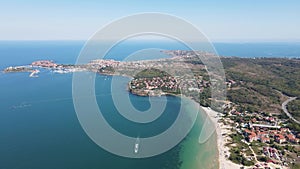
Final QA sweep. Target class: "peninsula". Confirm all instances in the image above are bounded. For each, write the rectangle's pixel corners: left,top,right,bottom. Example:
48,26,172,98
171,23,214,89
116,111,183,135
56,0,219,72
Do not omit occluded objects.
3,50,300,169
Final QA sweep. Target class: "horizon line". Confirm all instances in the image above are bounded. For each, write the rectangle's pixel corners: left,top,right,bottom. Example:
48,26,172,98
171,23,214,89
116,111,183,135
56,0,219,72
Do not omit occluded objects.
1,39,300,43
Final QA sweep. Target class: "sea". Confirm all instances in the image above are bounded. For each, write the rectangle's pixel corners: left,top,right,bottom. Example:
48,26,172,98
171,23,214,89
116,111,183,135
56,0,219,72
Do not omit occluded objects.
0,40,300,169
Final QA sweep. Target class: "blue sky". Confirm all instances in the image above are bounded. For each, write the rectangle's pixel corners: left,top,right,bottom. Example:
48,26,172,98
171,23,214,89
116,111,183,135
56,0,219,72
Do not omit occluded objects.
1,0,300,41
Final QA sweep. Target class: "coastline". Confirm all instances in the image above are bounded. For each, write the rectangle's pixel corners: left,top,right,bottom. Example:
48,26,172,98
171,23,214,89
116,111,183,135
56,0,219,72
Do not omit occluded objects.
5,56,300,168
5,63,238,168
128,87,237,169
201,106,242,169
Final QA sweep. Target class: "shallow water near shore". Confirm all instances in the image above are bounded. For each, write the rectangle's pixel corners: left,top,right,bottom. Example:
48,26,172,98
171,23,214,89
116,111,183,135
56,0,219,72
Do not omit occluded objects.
179,105,219,169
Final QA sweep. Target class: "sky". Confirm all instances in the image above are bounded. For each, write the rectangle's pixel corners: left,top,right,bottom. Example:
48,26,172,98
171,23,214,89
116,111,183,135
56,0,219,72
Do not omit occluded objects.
1,0,300,42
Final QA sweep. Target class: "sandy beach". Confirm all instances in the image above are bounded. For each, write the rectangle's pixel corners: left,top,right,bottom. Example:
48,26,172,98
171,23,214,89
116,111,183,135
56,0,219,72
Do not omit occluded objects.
201,107,242,169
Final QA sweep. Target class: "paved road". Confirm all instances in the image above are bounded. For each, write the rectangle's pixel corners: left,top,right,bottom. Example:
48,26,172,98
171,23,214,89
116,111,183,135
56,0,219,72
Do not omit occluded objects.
282,97,300,124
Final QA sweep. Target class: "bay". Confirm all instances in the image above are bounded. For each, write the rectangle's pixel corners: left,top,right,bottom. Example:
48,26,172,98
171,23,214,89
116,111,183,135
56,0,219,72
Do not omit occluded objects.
1,40,299,169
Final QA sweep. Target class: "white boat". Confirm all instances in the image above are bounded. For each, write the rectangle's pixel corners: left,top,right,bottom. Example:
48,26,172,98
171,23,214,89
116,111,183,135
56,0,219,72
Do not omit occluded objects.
134,137,140,154
29,69,40,77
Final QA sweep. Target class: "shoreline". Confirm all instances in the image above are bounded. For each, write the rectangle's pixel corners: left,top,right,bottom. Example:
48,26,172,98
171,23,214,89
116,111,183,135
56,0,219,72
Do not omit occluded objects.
128,86,238,169
201,106,242,169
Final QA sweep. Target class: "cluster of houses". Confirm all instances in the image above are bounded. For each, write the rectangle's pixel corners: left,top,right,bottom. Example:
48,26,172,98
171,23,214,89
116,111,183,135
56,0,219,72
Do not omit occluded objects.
131,76,179,91
228,109,299,145
130,75,210,95
263,147,281,161
31,60,57,68
163,50,217,58
250,116,278,126
88,59,120,69
224,107,300,168
244,126,299,144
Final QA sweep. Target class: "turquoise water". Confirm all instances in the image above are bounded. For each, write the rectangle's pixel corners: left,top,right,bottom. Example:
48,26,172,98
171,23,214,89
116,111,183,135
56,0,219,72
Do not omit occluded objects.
1,41,299,169
180,108,218,169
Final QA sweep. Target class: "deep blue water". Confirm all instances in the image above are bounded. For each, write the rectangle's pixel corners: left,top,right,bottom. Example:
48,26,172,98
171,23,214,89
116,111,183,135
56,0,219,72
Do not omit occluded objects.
0,72,187,169
0,41,299,169
213,42,300,58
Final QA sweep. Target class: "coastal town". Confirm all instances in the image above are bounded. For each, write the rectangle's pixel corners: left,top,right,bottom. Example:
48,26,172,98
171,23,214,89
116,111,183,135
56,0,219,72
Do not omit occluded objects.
217,102,300,169
3,50,300,169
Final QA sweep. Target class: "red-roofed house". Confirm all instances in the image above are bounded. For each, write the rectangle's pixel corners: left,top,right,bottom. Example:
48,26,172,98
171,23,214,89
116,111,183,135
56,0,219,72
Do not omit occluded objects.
248,132,257,142
275,134,286,144
286,134,299,143
260,136,270,143
280,128,290,133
